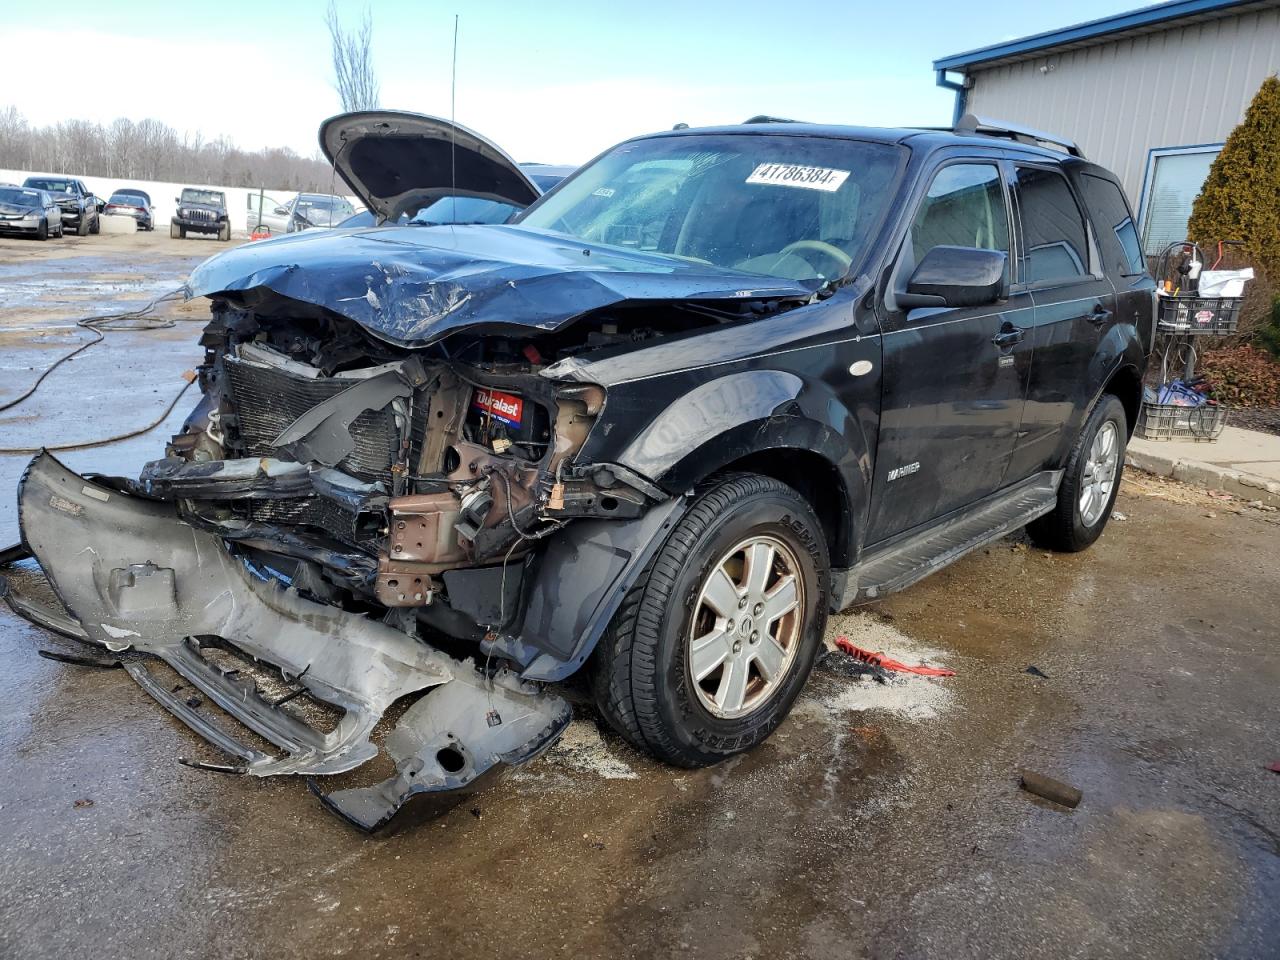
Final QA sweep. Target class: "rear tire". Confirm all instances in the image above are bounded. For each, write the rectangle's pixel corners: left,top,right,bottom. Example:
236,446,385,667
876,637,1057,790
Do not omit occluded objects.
592,473,829,767
1028,394,1127,552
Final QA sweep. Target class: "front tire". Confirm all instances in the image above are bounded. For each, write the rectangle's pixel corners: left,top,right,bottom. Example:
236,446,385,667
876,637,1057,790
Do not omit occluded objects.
217,222,230,242
76,215,89,237
89,213,100,235
36,218,48,241
593,473,829,767
1028,394,1127,552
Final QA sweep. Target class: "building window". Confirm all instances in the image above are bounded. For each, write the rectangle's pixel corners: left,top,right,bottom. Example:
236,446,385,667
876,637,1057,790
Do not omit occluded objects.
1138,144,1223,255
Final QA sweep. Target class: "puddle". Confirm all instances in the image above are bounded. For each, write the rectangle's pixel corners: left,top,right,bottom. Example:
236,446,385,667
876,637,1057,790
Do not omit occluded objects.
0,255,196,317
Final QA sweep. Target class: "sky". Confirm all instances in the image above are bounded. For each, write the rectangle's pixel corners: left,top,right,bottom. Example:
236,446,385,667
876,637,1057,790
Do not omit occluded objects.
4,0,1149,166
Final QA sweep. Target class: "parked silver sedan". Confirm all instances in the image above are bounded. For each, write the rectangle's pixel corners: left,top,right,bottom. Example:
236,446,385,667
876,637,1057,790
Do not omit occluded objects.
248,192,355,235
0,186,63,240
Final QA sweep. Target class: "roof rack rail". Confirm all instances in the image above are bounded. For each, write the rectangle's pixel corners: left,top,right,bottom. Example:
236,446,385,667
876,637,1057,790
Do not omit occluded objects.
954,113,1083,157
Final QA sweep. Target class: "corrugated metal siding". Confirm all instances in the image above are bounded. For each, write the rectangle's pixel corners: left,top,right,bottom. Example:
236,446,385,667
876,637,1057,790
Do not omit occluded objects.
965,7,1280,203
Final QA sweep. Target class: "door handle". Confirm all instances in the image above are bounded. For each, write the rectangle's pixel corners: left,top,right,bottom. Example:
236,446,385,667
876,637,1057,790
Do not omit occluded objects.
1088,305,1114,325
992,326,1024,348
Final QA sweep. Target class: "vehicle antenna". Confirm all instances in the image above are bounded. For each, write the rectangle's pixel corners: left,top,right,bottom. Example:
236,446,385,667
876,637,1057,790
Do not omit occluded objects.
450,13,459,231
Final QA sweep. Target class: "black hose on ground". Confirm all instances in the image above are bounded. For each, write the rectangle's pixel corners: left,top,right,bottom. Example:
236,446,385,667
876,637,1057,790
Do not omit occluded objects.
0,288,201,452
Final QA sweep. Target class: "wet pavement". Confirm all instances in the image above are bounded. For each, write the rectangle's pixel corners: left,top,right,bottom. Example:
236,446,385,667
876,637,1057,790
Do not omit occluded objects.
1,234,1277,960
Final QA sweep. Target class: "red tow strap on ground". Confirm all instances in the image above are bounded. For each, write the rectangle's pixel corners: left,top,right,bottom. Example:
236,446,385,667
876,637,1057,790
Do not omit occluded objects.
834,636,956,677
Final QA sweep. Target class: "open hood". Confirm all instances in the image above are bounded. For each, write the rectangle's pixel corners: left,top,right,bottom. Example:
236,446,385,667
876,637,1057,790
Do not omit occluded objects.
319,111,540,223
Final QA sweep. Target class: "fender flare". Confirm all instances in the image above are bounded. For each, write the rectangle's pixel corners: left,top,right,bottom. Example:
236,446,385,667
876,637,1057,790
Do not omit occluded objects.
1056,329,1148,463
507,494,690,682
605,367,870,507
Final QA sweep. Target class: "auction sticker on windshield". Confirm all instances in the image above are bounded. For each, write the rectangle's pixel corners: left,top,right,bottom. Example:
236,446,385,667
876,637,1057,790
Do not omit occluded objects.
746,163,850,192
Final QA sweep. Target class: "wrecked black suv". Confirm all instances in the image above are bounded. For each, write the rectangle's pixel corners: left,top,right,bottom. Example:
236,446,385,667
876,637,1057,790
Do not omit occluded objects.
5,112,1153,830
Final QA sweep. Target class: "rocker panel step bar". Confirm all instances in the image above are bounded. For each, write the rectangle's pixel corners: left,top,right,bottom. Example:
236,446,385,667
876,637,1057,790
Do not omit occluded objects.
834,470,1062,608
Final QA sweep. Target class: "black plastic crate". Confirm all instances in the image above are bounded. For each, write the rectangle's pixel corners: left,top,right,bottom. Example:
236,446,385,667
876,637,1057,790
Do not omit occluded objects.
1136,400,1228,441
1156,295,1242,335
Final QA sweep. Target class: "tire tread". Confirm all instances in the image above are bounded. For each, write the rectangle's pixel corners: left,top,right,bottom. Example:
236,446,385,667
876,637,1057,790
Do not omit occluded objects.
593,472,820,766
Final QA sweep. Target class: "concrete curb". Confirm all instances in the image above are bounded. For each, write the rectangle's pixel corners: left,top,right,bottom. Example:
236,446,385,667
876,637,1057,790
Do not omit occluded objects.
1126,447,1280,507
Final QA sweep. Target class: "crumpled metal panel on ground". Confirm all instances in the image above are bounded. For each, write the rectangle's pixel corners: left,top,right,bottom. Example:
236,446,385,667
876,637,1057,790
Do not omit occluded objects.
4,453,570,828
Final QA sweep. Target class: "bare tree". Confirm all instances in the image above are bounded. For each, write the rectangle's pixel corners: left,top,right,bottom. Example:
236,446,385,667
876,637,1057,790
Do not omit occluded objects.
325,2,380,113
0,106,339,192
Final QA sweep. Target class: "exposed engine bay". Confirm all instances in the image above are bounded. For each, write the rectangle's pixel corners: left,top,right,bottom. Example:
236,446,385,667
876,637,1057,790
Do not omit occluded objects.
142,293,686,627
2,288,761,830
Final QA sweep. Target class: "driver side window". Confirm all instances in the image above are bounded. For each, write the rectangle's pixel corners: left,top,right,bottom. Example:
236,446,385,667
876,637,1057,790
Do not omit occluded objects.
910,163,1009,267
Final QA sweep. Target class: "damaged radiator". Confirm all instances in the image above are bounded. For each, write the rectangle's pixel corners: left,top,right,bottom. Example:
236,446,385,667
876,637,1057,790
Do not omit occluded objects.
245,496,375,548
225,354,404,482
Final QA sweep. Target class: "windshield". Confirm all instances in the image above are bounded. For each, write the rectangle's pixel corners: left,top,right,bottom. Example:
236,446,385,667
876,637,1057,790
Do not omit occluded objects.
181,189,224,206
517,133,905,282
25,179,73,194
528,174,567,191
293,195,355,225
296,195,351,214
0,188,43,206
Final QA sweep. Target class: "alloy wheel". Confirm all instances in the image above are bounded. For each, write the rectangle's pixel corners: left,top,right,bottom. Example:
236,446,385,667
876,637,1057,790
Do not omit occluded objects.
687,534,804,719
1079,420,1119,527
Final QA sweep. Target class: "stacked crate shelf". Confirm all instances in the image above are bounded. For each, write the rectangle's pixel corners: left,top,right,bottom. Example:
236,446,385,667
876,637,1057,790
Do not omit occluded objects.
1136,293,1239,441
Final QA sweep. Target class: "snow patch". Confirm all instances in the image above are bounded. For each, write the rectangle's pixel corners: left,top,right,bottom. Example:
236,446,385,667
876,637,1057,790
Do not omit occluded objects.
797,612,955,723
537,719,639,780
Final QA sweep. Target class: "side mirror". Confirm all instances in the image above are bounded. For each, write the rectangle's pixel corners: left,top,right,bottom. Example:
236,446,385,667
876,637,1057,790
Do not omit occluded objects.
900,245,1008,309
174,196,180,204
273,206,288,216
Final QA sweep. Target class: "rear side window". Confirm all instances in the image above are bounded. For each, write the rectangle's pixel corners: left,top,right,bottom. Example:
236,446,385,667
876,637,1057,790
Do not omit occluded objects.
1014,166,1089,285
1079,174,1146,275
910,162,1009,265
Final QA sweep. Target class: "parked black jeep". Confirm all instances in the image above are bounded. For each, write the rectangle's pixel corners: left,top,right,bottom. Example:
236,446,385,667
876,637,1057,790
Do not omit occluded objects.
171,187,230,241
21,176,101,235
5,112,1153,830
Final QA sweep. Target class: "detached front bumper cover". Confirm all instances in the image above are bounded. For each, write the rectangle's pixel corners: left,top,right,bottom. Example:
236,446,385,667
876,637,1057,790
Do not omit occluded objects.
3,453,570,829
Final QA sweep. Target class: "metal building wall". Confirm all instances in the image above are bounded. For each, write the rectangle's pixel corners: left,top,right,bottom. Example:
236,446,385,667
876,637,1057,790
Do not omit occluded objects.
964,6,1280,203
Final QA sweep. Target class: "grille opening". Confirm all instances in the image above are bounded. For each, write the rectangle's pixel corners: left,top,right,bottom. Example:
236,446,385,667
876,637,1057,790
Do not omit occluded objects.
197,639,343,735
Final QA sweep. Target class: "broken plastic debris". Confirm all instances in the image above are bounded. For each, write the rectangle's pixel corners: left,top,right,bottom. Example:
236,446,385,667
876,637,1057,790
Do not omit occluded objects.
1019,770,1082,808
833,636,956,677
